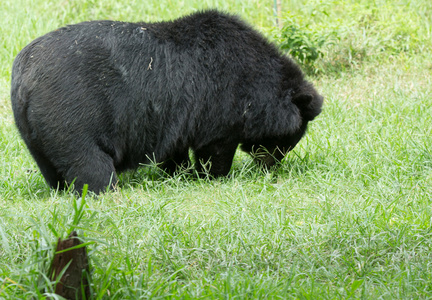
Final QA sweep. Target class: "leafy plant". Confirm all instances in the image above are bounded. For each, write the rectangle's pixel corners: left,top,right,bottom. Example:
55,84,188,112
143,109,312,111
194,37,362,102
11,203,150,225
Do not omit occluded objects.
275,14,339,74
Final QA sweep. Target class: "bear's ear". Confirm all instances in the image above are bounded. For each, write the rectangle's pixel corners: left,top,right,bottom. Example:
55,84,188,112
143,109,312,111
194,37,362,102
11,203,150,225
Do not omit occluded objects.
292,93,313,109
291,92,323,121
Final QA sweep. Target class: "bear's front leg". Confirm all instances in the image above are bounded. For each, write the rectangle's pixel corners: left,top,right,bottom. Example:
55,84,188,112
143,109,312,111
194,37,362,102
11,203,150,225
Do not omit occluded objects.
160,149,191,175
193,141,238,177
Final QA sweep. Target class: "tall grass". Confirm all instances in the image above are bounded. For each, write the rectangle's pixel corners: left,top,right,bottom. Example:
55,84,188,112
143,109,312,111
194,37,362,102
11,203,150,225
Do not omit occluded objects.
1,0,431,298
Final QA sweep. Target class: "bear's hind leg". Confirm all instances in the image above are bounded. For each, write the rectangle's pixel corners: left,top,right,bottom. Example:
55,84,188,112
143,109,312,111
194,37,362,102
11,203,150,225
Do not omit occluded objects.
194,142,238,177
28,147,66,190
63,149,117,195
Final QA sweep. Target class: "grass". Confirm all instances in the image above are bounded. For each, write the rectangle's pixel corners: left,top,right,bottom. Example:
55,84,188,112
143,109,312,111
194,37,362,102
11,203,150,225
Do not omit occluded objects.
1,0,432,298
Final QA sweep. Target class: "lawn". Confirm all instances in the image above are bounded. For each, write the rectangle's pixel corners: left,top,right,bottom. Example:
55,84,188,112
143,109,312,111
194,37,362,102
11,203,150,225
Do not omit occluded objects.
1,0,431,298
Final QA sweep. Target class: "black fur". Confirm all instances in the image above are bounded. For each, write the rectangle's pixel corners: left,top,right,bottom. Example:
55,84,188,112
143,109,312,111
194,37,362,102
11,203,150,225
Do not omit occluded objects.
11,10,323,194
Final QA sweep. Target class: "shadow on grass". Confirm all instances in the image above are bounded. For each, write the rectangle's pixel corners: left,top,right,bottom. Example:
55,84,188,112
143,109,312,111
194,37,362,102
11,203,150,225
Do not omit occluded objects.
116,149,323,192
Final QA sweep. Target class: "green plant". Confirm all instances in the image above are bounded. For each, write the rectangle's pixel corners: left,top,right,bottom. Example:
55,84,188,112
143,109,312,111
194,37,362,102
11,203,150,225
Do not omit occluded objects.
277,18,338,74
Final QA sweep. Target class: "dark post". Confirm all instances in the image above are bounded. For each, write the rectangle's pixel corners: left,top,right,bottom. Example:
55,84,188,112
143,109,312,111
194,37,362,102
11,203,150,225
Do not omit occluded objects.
50,231,91,300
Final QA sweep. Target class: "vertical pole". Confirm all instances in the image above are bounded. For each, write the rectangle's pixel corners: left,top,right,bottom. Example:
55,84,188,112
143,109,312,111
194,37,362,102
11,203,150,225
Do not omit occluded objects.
277,0,283,29
274,0,283,29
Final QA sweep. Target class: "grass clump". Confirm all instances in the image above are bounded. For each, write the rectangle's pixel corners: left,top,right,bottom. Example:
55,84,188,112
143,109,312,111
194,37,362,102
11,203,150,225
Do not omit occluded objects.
273,0,432,74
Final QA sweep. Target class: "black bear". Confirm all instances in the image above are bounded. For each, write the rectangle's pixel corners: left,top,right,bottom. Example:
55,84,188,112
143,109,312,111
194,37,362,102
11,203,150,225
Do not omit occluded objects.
11,10,323,194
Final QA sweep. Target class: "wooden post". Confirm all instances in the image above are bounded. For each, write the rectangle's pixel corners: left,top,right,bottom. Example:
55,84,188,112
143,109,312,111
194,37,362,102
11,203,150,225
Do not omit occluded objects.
274,0,283,29
50,231,90,300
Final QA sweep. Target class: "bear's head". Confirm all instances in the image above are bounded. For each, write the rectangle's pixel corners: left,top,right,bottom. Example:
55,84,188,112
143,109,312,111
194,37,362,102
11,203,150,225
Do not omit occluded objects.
241,82,323,169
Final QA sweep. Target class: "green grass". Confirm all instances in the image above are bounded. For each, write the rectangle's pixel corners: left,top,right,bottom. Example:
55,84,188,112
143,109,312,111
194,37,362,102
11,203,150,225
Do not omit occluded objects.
1,0,432,298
